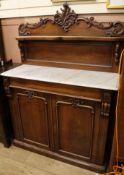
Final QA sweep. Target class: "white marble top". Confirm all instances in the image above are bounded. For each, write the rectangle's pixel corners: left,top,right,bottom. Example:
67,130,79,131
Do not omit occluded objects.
1,64,119,91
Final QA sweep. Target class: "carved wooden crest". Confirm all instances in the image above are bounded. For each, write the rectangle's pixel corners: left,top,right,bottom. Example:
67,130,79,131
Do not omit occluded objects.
19,3,124,37
54,3,78,32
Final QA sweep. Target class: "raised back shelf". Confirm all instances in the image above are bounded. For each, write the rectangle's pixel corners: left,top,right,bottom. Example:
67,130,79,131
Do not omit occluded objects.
17,3,124,73
17,36,124,41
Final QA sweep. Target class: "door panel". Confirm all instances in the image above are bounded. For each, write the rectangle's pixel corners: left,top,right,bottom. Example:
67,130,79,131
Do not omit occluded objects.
11,89,51,150
56,100,94,159
52,94,111,165
17,94,49,146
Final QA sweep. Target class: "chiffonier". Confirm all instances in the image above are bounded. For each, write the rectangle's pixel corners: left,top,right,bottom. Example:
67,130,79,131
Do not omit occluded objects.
1,3,124,173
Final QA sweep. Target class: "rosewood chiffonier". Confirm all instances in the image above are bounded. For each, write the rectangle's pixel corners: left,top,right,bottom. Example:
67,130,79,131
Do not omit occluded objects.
1,4,124,173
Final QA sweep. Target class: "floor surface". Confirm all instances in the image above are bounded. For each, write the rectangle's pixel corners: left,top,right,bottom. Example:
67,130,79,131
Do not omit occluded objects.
0,143,96,175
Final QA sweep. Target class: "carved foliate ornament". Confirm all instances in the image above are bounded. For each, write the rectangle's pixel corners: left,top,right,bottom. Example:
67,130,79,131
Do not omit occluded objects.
19,18,53,36
19,3,124,36
54,3,78,32
76,17,124,37
56,98,95,114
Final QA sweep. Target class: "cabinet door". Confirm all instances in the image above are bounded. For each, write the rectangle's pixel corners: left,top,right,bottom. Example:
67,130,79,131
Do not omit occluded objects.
10,88,51,150
52,94,111,165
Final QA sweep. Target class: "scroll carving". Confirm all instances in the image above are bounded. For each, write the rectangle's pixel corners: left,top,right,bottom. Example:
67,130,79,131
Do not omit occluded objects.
101,92,111,117
24,90,48,104
19,18,53,36
56,98,95,114
25,90,38,99
19,3,124,37
67,98,85,107
76,17,124,37
106,22,124,37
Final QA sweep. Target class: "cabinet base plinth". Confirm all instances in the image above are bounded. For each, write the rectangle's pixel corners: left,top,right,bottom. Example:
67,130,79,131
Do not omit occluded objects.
13,139,106,173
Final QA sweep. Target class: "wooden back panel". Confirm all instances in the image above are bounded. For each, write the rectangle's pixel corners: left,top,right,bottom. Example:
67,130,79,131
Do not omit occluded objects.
17,3,124,72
